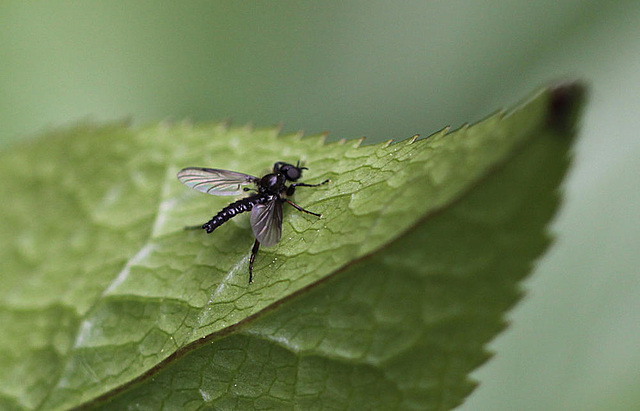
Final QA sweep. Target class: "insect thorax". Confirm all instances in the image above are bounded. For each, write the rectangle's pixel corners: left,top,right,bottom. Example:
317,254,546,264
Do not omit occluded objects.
259,173,287,194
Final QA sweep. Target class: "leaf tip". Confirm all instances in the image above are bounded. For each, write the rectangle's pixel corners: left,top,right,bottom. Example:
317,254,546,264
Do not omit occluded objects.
546,81,587,134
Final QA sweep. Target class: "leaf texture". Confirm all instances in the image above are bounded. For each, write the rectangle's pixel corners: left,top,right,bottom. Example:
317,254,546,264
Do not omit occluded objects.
0,84,585,410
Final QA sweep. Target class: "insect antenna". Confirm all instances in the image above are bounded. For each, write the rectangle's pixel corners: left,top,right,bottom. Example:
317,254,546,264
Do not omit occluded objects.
296,160,308,171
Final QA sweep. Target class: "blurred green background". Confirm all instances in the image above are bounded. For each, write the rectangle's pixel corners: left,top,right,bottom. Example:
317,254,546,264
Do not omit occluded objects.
1,1,639,410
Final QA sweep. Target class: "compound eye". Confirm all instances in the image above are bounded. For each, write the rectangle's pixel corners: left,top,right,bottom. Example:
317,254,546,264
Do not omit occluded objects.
285,166,301,181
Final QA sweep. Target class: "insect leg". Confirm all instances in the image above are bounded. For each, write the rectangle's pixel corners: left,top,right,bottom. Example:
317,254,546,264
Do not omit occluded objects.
248,239,261,283
290,179,330,188
285,199,322,218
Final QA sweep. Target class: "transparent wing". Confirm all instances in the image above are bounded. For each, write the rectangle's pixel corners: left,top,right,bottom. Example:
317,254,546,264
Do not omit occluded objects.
177,167,258,196
250,200,283,247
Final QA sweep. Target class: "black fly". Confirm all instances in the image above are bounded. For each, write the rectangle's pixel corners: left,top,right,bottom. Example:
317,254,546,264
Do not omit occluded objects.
177,161,329,283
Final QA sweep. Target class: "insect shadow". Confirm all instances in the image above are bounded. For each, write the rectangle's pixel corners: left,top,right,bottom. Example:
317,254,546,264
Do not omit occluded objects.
177,161,329,283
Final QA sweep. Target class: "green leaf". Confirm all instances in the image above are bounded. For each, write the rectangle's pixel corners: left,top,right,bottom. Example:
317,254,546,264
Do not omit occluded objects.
0,83,585,410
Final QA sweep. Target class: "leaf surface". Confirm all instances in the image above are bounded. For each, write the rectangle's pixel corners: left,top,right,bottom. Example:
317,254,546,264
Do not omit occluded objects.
0,84,585,410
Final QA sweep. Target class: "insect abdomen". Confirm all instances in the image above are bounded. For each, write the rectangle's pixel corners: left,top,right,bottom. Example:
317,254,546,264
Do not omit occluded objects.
203,196,265,233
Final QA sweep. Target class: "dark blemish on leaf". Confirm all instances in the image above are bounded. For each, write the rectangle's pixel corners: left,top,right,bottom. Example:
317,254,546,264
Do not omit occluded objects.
547,81,587,134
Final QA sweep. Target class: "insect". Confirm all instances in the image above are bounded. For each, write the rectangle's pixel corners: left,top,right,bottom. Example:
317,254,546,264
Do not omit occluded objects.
177,161,329,283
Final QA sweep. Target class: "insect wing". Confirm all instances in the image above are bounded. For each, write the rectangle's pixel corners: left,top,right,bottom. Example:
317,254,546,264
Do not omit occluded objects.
177,167,258,196
250,200,282,247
